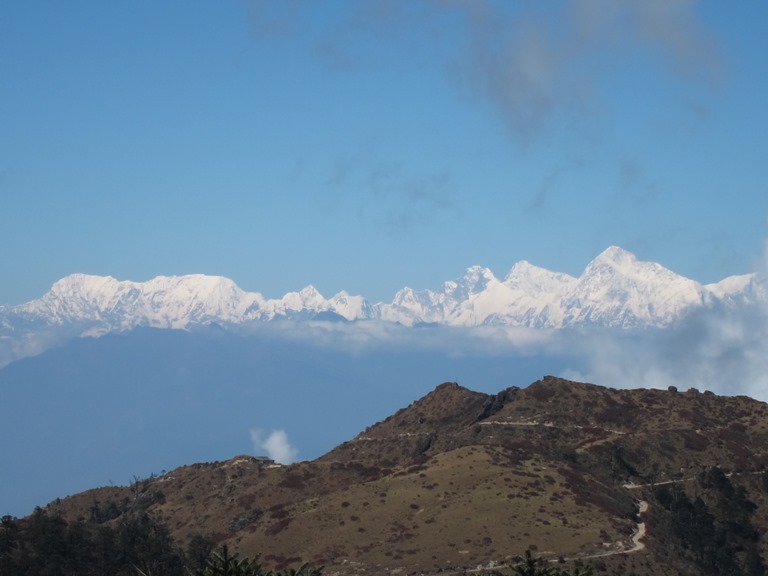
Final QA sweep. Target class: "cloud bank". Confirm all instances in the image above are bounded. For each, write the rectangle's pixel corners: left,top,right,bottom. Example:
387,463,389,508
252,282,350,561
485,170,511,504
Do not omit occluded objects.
244,289,768,402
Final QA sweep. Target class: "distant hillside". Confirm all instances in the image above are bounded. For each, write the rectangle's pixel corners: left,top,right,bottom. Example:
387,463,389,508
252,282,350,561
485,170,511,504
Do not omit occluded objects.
41,377,768,576
0,326,573,518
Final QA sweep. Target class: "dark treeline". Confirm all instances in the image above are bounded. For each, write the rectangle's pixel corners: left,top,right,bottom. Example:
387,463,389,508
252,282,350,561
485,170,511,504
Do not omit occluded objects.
0,505,187,576
0,501,322,576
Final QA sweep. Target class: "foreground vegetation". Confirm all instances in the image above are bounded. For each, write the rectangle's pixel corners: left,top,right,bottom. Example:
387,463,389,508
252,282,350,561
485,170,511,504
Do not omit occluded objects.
0,504,598,576
0,506,326,576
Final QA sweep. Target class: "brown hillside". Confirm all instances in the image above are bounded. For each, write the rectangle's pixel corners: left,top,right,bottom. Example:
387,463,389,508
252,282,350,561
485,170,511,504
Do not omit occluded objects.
46,377,768,575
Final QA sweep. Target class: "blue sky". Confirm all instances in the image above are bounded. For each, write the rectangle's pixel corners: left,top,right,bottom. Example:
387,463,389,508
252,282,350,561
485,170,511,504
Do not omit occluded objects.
2,1,767,306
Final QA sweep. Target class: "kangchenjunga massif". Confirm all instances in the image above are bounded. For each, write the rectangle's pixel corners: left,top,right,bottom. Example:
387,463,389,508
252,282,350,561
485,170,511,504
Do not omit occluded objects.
1,246,764,368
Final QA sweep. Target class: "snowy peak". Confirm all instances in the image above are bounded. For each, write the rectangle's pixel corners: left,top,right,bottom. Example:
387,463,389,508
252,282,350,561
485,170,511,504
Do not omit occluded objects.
277,285,327,313
563,248,707,327
705,274,767,306
329,291,373,321
589,245,637,268
449,266,497,296
583,246,674,284
504,260,577,293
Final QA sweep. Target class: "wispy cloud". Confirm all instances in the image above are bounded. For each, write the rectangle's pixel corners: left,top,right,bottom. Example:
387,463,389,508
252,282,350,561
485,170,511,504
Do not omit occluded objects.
247,1,722,144
448,0,722,142
250,429,299,464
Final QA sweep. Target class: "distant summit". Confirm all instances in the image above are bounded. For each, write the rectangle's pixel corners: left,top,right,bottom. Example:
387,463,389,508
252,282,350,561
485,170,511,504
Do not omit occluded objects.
0,246,763,366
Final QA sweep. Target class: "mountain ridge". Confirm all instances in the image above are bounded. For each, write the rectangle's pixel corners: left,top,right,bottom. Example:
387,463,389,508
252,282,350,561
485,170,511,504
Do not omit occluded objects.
0,246,764,366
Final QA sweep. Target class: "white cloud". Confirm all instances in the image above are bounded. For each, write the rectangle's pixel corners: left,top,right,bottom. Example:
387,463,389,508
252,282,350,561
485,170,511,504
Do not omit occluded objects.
250,429,299,464
564,288,768,401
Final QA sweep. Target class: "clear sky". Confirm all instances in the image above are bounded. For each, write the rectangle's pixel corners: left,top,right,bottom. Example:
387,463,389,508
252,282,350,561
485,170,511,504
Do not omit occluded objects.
2,1,767,306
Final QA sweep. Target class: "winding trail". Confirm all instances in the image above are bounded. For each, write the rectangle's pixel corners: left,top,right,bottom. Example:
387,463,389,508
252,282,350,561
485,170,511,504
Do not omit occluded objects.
631,500,649,551
568,498,648,561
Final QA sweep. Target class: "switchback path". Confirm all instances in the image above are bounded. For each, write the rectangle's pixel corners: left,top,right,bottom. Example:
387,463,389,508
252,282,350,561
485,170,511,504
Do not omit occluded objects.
565,498,648,561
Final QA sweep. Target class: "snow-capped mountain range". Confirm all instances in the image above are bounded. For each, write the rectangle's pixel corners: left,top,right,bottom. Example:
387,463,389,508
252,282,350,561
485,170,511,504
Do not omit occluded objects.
0,247,764,366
